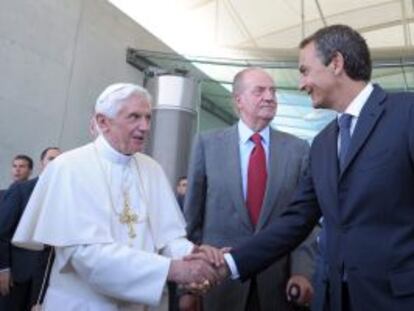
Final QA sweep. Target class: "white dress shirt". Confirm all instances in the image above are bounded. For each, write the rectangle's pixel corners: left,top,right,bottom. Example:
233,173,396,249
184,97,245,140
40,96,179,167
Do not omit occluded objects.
238,119,270,199
337,83,374,152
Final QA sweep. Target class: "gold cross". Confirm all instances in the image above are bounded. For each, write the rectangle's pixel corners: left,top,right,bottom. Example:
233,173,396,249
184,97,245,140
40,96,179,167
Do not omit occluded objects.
119,197,138,240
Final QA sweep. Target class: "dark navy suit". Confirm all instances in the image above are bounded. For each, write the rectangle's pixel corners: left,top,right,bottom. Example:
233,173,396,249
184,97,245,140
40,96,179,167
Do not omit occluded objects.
0,190,6,202
0,178,49,310
311,222,329,311
0,189,9,311
231,85,414,311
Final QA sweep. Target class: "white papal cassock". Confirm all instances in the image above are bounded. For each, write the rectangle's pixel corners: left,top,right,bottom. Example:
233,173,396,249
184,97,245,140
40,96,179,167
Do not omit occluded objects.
12,135,194,311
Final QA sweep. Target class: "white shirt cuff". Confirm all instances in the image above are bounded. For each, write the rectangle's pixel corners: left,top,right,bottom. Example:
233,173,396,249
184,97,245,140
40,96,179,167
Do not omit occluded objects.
224,253,240,279
0,268,10,273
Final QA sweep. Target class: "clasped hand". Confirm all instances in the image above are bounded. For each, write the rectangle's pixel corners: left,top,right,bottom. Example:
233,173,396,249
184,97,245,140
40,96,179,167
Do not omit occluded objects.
168,244,230,295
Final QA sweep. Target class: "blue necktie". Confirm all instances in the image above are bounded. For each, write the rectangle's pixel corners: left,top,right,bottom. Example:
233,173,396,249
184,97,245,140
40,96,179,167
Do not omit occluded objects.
338,114,353,171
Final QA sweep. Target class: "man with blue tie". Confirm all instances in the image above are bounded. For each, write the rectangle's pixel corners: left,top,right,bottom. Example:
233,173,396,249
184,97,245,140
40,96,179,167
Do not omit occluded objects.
216,24,414,311
183,67,317,311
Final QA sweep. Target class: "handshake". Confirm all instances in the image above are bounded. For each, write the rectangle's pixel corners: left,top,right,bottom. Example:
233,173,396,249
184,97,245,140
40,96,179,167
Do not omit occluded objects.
167,245,230,295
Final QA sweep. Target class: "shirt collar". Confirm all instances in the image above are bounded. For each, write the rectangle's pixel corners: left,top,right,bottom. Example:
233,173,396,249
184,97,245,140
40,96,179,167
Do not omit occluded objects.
238,119,270,145
94,135,132,165
340,83,374,119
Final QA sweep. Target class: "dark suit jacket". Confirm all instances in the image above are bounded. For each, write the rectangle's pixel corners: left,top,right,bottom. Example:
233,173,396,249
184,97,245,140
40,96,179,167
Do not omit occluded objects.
0,178,49,284
312,224,329,311
231,85,414,311
0,189,6,204
185,125,317,311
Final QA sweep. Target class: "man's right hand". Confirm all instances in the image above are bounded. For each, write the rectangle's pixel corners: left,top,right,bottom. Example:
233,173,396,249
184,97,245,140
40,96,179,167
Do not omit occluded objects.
0,270,12,296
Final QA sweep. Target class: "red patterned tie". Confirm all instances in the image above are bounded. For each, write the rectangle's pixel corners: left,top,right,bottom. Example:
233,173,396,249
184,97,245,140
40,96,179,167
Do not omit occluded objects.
246,133,267,227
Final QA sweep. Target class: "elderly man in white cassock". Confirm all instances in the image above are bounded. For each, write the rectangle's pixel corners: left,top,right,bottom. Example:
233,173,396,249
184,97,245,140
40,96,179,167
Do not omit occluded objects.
12,83,223,311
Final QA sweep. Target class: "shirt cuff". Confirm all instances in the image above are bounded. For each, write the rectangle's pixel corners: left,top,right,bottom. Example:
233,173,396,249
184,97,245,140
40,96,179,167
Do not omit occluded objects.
224,253,240,280
0,268,10,273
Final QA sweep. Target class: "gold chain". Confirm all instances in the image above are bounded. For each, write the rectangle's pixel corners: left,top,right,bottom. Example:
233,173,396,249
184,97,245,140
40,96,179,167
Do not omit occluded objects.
93,143,147,246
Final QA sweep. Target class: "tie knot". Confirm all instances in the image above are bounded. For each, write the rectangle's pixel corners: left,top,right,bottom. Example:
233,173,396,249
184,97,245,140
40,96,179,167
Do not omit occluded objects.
251,133,262,145
338,113,353,130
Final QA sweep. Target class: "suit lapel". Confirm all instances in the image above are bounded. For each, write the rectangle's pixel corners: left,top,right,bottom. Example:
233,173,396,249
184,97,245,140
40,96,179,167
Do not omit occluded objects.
224,125,254,231
340,85,386,178
256,129,286,230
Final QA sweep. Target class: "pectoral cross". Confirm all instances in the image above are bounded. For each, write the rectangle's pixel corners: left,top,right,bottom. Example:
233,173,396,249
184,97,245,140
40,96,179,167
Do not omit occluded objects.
119,195,138,240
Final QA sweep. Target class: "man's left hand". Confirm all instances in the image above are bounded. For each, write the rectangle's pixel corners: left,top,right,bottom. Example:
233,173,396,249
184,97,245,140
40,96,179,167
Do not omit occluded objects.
286,274,314,305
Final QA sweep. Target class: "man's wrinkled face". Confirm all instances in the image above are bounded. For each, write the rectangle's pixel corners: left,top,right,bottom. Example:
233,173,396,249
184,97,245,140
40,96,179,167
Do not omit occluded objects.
99,94,152,155
298,42,337,109
12,159,32,182
235,70,277,128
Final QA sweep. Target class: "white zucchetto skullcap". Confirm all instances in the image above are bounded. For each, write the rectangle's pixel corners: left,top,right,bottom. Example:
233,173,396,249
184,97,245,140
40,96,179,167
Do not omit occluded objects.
95,83,151,118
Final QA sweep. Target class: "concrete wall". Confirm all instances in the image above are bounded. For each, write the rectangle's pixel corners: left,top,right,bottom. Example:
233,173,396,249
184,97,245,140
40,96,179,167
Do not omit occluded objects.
0,0,227,187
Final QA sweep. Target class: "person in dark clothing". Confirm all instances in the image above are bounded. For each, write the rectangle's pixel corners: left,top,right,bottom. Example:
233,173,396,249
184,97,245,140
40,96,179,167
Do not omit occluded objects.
0,154,34,311
0,147,60,311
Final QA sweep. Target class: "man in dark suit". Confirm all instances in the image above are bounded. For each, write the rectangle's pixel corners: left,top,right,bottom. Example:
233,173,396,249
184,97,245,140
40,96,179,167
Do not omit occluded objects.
0,154,33,311
0,155,34,199
183,67,317,311
0,147,60,310
214,24,414,311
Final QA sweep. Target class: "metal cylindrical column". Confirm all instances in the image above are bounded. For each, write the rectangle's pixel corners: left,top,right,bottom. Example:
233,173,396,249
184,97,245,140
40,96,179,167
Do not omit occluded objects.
145,75,199,187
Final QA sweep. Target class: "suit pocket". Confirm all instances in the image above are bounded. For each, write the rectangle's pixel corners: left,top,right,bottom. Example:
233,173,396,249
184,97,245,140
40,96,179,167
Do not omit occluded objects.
390,268,414,297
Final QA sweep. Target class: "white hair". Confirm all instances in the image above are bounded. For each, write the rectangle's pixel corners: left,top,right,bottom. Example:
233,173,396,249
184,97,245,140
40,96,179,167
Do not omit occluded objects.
95,83,152,118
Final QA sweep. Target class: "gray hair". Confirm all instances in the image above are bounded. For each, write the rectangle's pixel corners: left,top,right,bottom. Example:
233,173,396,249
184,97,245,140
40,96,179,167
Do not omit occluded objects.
232,67,268,97
231,67,272,116
95,83,152,118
